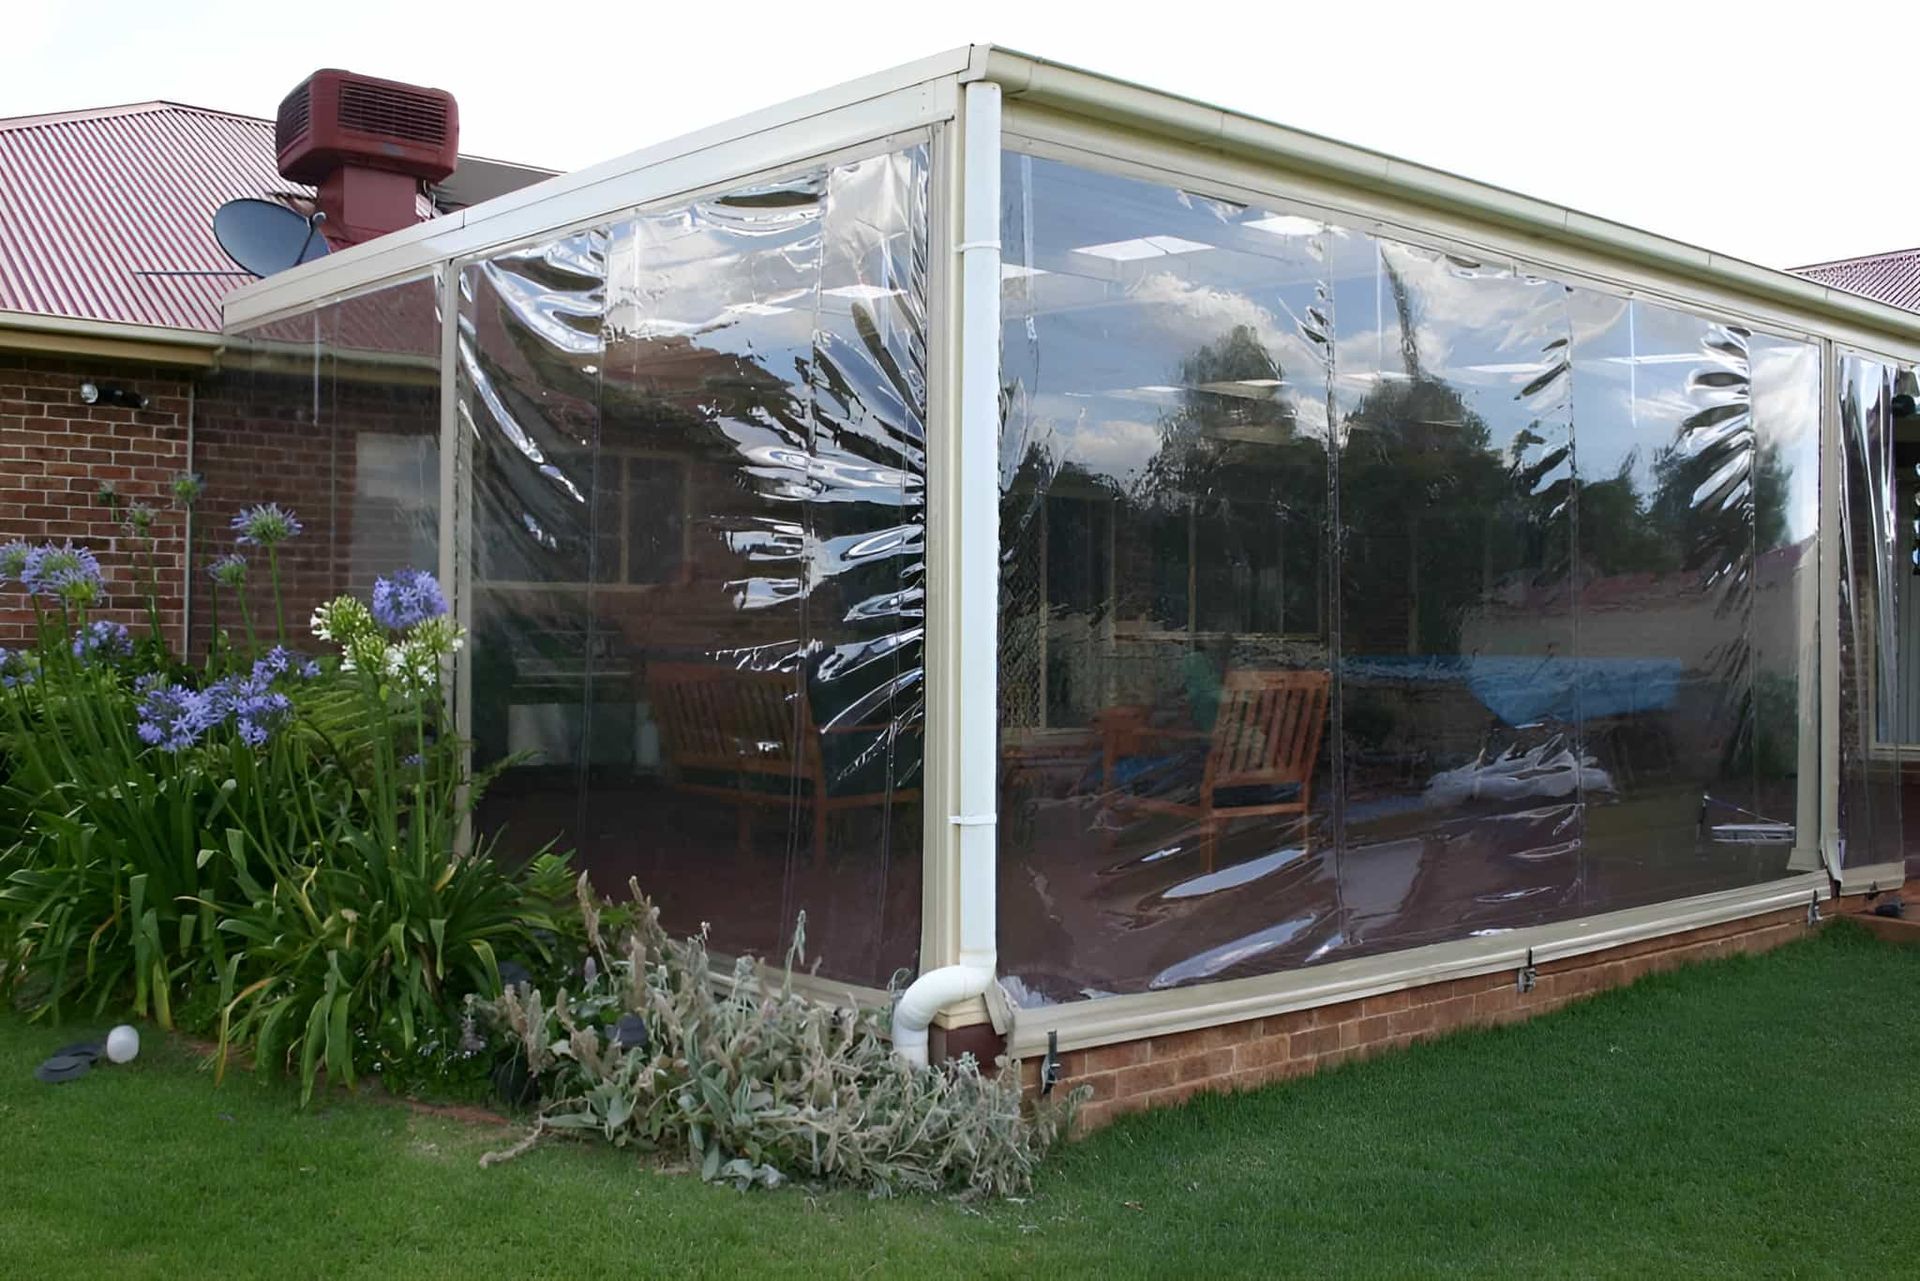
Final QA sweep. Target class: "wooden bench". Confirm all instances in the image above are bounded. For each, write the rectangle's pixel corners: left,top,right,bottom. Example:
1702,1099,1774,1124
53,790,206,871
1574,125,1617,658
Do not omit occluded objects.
1103,668,1331,866
645,661,917,867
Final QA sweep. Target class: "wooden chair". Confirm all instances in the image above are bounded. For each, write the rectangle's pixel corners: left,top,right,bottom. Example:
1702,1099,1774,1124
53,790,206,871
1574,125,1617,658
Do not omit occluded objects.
1103,668,1331,866
645,661,916,868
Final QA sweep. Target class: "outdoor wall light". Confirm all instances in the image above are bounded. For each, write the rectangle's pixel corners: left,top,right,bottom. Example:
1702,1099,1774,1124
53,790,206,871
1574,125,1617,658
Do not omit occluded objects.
78,382,148,410
1893,393,1918,419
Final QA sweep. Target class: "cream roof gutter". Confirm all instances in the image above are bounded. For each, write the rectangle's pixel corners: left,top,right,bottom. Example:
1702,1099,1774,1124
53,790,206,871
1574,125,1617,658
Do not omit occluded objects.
0,309,221,368
964,45,1920,353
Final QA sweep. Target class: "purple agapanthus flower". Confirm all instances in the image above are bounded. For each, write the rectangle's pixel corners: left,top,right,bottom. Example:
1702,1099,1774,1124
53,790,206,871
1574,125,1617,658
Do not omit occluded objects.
370,569,448,631
72,619,133,662
208,554,248,587
240,645,319,688
136,682,210,751
0,647,35,689
231,503,302,547
0,540,33,584
251,646,293,681
22,543,104,605
233,687,292,747
200,674,245,724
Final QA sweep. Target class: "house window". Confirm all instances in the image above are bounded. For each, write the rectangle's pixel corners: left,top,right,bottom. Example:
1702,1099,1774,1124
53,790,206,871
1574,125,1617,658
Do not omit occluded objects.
592,452,687,587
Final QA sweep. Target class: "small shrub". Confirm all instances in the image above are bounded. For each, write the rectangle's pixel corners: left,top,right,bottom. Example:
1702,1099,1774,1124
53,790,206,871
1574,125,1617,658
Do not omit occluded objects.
475,879,1084,1198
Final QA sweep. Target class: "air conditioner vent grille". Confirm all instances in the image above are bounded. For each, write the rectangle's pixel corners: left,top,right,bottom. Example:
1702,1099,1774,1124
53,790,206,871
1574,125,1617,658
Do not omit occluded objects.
337,82,448,146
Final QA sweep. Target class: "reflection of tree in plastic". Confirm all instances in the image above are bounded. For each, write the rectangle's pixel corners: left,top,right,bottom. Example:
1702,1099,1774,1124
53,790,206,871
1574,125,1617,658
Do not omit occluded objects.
1337,373,1508,654
1137,324,1328,637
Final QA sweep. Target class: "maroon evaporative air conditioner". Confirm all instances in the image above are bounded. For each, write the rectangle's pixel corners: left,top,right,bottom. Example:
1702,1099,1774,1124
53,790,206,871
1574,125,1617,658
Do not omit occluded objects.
275,69,459,246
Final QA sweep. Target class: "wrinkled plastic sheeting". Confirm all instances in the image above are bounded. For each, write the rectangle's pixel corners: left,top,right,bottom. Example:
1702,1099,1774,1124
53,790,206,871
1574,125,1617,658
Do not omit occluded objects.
995,151,1820,1007
463,145,928,987
1836,353,1905,871
198,278,441,662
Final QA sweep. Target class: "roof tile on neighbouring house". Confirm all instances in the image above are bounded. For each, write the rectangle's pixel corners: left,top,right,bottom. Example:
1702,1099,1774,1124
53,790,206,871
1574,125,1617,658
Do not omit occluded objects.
1792,246,1920,313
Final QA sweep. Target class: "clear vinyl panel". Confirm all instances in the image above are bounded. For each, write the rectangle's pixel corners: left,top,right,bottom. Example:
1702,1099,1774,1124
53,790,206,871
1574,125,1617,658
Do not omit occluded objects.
199,278,440,661
995,149,1823,1005
1748,336,1821,859
322,284,442,600
1328,238,1580,958
580,145,929,987
193,310,314,659
460,232,608,864
997,153,1340,1005
1568,297,1797,911
1836,353,1904,872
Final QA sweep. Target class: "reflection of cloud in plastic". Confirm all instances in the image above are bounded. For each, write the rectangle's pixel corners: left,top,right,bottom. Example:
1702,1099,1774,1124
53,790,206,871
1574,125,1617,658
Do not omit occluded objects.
1750,338,1821,540
1030,404,1163,484
1127,270,1328,389
1378,241,1565,361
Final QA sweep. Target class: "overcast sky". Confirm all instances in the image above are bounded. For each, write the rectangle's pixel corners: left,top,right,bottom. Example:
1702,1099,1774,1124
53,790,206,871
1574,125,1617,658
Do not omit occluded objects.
10,0,1914,270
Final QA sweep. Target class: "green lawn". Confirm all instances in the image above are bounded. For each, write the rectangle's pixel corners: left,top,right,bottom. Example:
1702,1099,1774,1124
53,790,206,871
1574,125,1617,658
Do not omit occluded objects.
1,924,1915,1279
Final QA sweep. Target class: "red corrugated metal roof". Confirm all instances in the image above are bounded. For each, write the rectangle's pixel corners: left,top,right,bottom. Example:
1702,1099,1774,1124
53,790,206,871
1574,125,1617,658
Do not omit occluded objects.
0,100,453,335
0,101,311,333
1792,247,1920,313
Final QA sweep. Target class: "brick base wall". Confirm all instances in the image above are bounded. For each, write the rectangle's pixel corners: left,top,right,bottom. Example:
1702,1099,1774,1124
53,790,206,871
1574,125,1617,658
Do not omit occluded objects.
1022,902,1827,1131
0,352,189,646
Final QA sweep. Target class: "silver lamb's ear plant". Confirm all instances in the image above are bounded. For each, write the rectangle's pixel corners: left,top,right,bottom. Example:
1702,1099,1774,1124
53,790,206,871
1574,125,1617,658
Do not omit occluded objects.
474,880,1087,1198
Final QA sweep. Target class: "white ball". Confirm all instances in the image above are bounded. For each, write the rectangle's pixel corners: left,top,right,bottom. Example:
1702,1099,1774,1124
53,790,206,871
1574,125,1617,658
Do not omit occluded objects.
106,1025,139,1064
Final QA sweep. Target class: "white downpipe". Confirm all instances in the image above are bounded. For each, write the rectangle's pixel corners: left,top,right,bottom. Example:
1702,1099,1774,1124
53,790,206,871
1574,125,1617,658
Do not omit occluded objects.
894,79,1002,1068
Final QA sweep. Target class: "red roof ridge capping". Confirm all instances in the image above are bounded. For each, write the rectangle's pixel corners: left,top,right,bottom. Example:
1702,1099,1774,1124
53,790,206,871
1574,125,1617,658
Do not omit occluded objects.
0,99,271,132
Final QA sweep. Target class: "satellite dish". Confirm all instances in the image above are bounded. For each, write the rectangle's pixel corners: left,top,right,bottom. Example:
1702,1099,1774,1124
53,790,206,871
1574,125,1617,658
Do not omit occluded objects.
213,199,330,278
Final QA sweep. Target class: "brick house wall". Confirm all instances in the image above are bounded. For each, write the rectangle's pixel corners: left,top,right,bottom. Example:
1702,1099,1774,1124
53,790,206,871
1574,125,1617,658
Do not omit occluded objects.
1014,902,1828,1131
0,351,191,646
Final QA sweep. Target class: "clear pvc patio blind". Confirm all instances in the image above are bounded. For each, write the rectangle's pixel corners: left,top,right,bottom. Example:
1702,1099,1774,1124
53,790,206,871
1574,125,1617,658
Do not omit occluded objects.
996,150,1823,1006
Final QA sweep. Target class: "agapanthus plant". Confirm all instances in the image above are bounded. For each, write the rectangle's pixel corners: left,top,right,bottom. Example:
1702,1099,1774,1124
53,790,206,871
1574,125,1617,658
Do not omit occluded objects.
0,522,587,1110
72,619,133,663
22,542,104,608
119,502,166,644
204,553,252,652
231,503,301,547
312,595,385,675
209,554,247,587
0,646,37,689
223,679,291,747
0,540,33,584
232,503,301,644
135,681,210,751
370,568,448,631
252,645,319,683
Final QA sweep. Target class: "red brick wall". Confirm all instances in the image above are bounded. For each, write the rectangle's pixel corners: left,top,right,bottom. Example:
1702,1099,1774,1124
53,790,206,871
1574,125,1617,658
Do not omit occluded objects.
1019,902,1826,1131
0,352,190,646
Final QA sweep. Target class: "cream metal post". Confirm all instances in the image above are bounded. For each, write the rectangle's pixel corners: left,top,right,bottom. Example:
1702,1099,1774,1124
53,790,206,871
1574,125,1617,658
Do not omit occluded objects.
1819,340,1843,877
893,79,1001,1066
436,261,473,857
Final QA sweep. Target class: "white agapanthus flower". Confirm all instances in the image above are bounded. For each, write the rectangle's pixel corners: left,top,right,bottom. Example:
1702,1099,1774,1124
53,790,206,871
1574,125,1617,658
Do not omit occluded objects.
311,595,376,646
